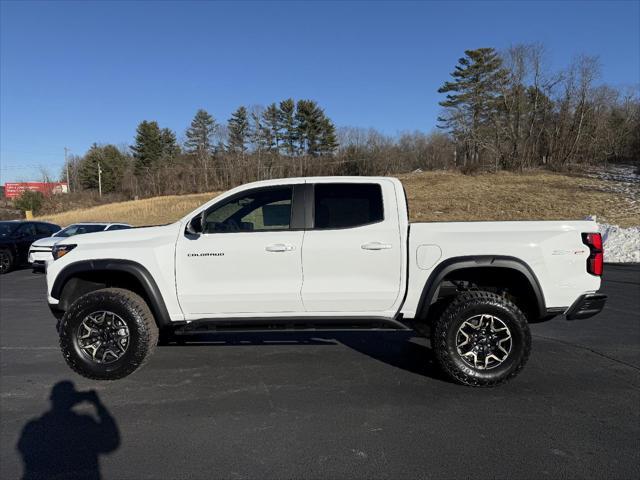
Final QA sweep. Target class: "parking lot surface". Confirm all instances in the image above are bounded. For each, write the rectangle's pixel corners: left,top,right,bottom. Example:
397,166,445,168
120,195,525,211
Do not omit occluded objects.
1,265,639,479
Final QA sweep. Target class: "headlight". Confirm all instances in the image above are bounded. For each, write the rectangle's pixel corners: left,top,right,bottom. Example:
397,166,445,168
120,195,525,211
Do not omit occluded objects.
52,244,77,260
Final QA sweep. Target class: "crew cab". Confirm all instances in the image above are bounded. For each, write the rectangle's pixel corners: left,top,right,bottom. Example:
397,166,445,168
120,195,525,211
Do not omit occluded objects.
45,177,606,386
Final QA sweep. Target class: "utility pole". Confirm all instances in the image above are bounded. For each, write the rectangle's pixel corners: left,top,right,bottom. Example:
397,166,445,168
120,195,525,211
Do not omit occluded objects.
64,147,71,192
98,162,102,197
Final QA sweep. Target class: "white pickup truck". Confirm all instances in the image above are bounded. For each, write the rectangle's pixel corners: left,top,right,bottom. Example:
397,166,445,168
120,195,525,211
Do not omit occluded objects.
46,177,606,386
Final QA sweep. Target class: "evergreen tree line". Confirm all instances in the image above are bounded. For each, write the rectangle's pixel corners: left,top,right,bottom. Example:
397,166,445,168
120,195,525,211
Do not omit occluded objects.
437,45,639,170
65,99,339,196
63,45,639,198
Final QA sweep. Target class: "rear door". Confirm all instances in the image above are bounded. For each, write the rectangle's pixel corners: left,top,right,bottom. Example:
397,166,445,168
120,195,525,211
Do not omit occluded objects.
300,181,403,313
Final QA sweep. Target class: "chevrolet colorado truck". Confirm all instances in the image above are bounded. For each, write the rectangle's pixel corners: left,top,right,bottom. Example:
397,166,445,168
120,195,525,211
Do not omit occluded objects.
46,177,606,386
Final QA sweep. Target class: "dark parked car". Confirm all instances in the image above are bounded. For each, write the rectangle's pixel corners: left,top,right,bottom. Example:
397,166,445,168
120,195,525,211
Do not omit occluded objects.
0,221,61,274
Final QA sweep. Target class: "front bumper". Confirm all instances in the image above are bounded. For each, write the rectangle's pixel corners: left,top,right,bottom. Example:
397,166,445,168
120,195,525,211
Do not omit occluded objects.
28,250,52,264
565,293,607,320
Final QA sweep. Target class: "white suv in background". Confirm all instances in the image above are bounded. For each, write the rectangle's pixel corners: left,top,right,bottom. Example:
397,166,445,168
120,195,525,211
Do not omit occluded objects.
29,223,130,271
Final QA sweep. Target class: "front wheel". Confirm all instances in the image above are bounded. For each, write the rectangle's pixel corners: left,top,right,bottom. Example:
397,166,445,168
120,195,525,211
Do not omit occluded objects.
59,288,159,380
432,290,531,387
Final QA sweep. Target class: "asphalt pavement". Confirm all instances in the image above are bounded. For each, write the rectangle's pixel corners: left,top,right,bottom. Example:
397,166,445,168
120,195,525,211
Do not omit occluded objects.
1,265,639,479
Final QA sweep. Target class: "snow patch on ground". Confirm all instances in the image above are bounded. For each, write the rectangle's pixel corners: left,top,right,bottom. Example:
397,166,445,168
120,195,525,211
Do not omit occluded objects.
582,163,639,207
599,223,640,263
586,214,639,263
580,164,639,262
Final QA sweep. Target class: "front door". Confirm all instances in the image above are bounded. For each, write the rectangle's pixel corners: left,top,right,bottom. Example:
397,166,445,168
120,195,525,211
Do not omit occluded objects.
176,185,305,316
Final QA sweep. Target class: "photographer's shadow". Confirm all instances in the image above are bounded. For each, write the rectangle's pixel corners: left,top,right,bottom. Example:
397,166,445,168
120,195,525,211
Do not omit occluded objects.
17,381,120,480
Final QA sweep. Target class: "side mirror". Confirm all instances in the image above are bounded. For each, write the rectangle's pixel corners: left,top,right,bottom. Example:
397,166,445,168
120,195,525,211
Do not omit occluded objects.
186,213,204,235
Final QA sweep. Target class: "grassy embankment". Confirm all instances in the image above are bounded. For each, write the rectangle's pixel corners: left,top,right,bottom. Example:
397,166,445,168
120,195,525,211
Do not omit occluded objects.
36,171,640,227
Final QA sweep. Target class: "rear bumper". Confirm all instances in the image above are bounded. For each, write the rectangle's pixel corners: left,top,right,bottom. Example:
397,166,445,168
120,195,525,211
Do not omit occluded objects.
565,293,607,320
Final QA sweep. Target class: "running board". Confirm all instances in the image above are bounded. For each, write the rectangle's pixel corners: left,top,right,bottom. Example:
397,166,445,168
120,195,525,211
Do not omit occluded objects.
174,316,412,334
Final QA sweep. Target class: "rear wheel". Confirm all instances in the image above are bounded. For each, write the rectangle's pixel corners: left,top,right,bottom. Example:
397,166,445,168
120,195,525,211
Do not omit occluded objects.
0,249,13,274
59,288,159,380
432,290,531,387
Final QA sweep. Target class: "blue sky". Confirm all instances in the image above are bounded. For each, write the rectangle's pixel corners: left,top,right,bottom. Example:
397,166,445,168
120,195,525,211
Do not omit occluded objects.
1,0,639,182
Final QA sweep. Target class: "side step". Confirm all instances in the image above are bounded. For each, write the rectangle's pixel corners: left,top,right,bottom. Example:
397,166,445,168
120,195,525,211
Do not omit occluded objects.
174,317,412,335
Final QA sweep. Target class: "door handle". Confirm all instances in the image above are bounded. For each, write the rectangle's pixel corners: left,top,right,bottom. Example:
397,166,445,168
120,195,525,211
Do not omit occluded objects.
265,243,295,252
361,241,392,250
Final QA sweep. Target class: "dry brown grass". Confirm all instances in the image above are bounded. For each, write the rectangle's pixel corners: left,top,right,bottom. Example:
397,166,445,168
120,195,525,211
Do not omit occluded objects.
36,171,640,227
399,170,639,226
37,192,221,227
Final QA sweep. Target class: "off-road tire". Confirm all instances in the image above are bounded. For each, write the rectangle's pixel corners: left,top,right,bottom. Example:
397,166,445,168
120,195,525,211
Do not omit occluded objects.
59,288,159,380
0,249,14,274
432,290,531,387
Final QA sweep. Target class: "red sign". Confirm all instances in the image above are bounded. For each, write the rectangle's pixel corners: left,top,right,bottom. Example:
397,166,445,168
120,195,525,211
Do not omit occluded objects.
3,182,68,199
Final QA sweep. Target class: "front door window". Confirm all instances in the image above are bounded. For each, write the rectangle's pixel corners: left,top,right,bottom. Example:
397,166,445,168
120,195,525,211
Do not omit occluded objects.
204,187,292,233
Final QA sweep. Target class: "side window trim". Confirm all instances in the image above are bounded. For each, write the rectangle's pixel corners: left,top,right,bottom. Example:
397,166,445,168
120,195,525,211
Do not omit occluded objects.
290,184,307,230
309,182,385,231
201,184,302,234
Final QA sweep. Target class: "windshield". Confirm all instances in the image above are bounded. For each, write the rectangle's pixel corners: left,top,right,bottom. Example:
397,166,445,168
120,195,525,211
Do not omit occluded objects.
0,222,19,237
55,224,106,238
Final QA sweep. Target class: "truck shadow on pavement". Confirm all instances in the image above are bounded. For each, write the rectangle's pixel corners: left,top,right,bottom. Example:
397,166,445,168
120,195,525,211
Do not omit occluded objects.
16,381,120,480
165,330,449,382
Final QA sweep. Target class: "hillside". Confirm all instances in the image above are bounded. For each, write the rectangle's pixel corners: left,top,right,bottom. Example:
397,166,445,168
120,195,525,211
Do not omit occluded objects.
35,171,640,227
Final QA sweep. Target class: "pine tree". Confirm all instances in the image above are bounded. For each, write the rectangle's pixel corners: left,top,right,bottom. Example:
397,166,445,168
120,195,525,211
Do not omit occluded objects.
437,48,508,164
318,117,339,155
261,103,281,152
130,121,164,175
227,106,249,154
278,98,297,155
249,108,268,152
130,121,179,176
295,100,324,155
185,109,217,155
185,109,217,188
79,144,128,192
161,128,180,159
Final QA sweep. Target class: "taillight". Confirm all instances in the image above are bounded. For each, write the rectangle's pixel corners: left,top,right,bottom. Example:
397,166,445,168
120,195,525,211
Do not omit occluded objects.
582,233,603,276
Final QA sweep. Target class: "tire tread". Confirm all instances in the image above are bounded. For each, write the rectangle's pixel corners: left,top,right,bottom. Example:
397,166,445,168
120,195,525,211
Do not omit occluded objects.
59,288,158,380
433,290,531,387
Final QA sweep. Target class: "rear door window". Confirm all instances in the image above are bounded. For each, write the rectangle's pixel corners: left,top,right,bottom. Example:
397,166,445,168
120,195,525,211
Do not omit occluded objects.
35,223,54,235
313,183,383,229
17,223,37,237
